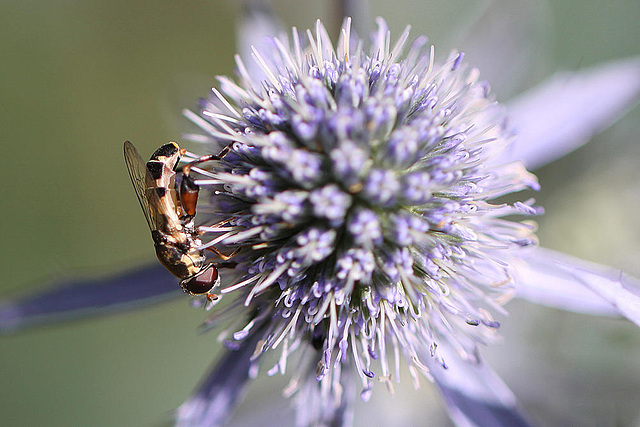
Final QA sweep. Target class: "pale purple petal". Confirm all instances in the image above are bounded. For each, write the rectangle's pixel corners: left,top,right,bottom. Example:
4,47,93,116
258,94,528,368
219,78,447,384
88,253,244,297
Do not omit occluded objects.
512,248,620,316
503,56,640,169
0,264,180,334
337,0,371,38
426,345,535,427
236,0,283,83
176,328,264,427
458,1,547,98
566,268,640,327
293,361,355,427
514,247,640,326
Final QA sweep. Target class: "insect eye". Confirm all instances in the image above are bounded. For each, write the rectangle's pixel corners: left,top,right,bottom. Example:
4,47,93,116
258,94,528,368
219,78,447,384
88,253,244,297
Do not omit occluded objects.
181,265,219,295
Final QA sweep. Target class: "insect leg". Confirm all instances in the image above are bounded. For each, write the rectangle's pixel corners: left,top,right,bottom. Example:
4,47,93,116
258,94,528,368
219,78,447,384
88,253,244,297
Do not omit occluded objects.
206,246,239,261
179,144,233,220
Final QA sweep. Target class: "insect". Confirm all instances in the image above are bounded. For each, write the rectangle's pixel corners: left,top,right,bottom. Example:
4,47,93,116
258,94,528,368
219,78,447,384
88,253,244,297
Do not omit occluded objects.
123,140,230,301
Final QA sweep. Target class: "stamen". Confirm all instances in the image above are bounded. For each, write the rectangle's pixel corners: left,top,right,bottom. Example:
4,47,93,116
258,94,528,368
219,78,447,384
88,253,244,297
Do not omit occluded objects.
220,274,261,294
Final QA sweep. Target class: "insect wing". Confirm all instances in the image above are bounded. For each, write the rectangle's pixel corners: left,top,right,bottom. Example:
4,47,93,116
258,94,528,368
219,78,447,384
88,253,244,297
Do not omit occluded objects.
123,141,161,231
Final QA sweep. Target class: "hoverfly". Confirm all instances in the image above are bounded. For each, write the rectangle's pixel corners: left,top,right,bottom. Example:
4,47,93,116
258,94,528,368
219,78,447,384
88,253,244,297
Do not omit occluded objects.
123,141,230,301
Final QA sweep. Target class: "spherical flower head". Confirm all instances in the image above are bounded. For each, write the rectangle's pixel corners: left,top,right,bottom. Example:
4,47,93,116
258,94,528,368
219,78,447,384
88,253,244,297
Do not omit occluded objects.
184,17,540,421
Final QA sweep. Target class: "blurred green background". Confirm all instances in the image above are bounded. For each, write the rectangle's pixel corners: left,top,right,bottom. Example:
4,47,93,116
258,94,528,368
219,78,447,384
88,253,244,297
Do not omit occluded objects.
1,0,639,426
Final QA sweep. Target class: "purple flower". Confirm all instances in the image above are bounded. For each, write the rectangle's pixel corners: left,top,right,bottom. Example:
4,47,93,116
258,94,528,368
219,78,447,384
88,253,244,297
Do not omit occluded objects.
178,19,548,425
2,3,640,427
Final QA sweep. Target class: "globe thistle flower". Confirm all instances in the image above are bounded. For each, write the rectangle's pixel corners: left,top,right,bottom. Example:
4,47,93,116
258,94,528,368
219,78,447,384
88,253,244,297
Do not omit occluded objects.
2,4,640,427
174,16,543,425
